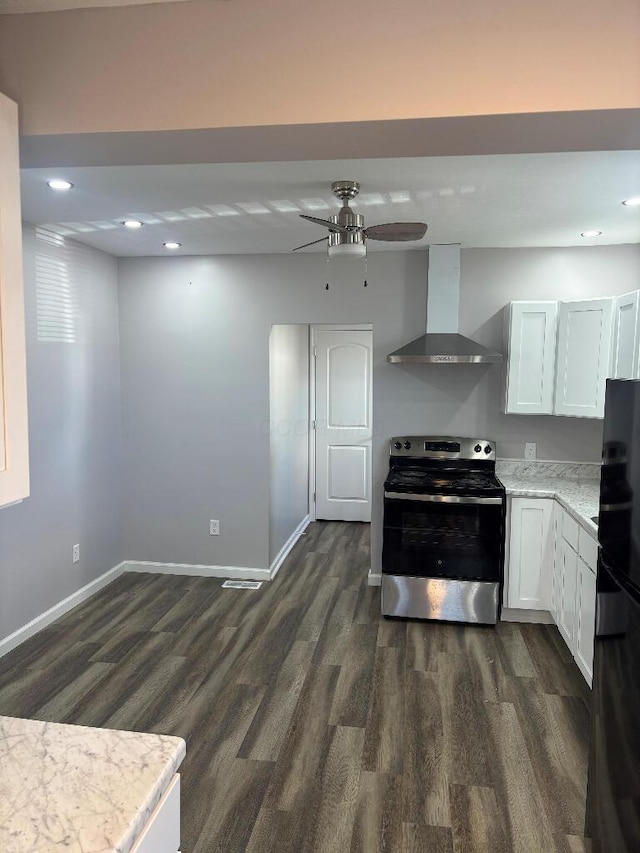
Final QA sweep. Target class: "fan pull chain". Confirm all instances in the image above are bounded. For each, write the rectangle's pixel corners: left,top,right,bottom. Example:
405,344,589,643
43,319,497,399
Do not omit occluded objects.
364,255,368,288
325,256,330,291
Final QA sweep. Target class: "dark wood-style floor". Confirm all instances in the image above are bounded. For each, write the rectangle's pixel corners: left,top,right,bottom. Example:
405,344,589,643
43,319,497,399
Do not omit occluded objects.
0,522,591,852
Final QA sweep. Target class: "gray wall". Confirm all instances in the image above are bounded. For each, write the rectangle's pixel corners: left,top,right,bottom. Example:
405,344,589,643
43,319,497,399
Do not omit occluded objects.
269,324,309,565
117,244,640,576
458,245,640,459
0,225,123,639
423,244,640,462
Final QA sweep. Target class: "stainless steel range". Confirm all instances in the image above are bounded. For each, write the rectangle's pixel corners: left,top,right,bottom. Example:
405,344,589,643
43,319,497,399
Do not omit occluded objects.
381,436,506,624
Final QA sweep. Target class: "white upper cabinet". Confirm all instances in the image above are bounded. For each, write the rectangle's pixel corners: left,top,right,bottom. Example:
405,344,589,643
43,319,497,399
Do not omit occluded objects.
505,301,558,414
0,92,29,508
612,291,640,380
554,298,614,418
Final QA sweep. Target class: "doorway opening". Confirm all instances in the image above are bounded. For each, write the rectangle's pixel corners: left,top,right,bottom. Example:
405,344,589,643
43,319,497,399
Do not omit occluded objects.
268,323,373,572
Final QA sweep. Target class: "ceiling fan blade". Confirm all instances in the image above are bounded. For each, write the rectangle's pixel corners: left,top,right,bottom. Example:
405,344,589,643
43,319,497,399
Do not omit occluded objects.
299,214,351,234
292,237,328,252
364,222,428,242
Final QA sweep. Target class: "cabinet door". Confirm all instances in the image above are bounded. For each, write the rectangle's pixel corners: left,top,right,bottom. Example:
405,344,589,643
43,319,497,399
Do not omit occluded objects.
130,775,180,853
575,559,596,686
0,92,29,507
612,291,640,380
507,498,555,610
505,302,558,414
554,298,614,418
550,502,561,622
558,536,579,650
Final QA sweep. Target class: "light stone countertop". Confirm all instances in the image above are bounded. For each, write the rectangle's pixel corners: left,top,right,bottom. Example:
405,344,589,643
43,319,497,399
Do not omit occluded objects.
0,715,186,853
498,474,600,537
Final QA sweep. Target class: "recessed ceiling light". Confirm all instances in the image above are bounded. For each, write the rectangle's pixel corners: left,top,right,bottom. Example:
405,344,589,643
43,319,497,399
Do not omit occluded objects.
163,241,181,250
122,219,144,229
47,179,74,191
581,230,602,238
622,196,640,207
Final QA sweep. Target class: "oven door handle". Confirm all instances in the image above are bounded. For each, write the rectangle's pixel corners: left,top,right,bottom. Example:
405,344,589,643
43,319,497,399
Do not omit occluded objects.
384,491,504,505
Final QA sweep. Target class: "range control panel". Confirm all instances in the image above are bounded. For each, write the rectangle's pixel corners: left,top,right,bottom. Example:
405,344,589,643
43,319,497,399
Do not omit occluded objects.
390,436,496,461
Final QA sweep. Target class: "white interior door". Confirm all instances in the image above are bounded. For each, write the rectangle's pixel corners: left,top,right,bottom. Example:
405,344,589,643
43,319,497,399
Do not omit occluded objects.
314,329,372,522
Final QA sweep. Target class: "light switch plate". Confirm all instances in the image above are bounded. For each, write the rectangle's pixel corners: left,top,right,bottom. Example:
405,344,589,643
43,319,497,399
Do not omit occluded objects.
525,442,537,460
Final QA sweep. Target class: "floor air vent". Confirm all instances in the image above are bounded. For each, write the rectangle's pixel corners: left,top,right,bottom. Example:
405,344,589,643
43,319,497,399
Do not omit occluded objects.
221,580,263,590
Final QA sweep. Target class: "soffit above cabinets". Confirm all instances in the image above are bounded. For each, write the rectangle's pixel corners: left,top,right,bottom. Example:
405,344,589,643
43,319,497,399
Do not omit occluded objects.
0,0,196,13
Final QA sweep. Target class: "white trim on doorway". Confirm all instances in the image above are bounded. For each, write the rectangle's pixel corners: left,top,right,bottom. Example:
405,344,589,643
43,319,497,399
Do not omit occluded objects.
269,513,311,578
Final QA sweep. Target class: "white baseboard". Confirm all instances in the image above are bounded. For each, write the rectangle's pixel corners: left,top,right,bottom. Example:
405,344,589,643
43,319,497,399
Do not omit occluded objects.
0,561,127,660
269,514,311,579
124,561,269,581
368,573,382,587
0,520,315,661
501,608,554,624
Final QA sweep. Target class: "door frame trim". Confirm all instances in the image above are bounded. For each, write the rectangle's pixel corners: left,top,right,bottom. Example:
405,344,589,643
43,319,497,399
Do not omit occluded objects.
309,324,373,522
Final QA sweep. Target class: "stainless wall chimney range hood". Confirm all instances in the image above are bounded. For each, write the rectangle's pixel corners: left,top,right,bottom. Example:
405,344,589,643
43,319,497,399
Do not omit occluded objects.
387,245,503,364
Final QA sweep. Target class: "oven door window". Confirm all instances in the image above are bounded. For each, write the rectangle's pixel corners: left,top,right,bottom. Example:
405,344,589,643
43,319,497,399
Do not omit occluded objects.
382,497,504,581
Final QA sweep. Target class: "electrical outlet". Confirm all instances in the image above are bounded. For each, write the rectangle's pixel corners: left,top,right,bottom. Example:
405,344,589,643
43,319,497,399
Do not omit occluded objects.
72,544,80,563
210,519,220,536
525,442,537,460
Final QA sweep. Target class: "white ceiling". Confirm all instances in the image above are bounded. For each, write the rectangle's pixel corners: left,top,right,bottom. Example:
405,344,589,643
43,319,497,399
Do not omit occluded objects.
20,151,640,257
0,0,194,13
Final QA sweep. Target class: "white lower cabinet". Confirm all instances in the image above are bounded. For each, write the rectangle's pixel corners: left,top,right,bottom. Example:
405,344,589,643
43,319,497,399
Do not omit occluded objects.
131,774,180,853
555,507,597,685
550,503,561,622
505,498,598,686
575,559,597,686
506,497,555,610
558,535,578,648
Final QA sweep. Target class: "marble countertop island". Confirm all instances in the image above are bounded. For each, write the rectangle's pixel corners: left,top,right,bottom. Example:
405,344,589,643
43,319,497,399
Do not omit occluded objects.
0,715,186,853
496,461,600,536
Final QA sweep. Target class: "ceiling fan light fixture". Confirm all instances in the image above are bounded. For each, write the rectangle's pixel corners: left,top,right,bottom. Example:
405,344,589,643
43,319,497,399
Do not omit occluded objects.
328,242,367,259
293,180,427,256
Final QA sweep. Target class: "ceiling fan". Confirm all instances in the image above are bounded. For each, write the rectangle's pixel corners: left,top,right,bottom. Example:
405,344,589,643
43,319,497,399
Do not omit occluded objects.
292,180,428,257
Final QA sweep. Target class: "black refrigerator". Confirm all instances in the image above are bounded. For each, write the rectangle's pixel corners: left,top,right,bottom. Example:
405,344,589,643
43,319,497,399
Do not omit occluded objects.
586,378,640,851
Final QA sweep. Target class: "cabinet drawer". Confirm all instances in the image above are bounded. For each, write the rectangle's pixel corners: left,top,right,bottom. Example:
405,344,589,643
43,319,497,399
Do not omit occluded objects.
578,527,598,573
561,511,579,551
130,774,180,853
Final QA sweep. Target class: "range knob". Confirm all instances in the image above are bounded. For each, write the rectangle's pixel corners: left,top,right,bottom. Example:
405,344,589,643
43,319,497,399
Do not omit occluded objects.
403,441,412,450
484,444,492,454
393,441,402,450
474,444,482,453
